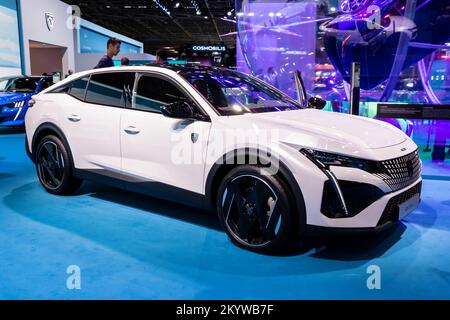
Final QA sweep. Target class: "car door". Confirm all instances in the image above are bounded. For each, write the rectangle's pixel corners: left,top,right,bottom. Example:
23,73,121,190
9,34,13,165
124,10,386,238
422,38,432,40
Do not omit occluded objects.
120,72,212,206
61,72,135,178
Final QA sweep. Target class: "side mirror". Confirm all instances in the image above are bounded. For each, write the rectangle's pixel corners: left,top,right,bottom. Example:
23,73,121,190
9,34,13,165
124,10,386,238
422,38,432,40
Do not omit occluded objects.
308,96,326,110
161,101,194,119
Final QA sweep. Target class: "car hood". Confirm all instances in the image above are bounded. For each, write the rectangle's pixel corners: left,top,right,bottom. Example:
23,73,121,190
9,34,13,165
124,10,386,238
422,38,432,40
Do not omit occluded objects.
222,109,408,155
0,92,32,104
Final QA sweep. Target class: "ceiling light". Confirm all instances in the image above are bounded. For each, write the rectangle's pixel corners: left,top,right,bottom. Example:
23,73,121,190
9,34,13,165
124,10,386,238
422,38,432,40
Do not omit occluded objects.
152,0,171,16
174,2,180,8
191,0,201,16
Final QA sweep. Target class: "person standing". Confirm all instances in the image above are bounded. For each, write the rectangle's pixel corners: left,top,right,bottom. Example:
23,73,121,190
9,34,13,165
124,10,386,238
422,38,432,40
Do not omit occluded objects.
94,38,121,69
155,49,169,65
65,69,74,79
121,57,130,66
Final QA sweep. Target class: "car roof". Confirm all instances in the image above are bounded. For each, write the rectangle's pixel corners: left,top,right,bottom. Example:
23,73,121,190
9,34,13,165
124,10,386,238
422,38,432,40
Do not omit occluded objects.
42,65,243,97
66,64,234,79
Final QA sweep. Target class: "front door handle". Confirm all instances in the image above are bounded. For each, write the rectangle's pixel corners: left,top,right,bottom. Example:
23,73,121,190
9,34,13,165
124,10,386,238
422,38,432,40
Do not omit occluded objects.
124,126,141,135
67,115,81,122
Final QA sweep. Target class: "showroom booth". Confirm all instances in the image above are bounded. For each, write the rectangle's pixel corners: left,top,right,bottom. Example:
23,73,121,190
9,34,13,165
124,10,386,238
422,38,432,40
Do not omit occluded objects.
1,0,154,79
0,0,449,301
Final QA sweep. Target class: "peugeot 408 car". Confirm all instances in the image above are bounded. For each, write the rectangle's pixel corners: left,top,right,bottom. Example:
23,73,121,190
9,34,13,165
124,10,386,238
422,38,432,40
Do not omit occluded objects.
0,76,53,127
24,66,422,253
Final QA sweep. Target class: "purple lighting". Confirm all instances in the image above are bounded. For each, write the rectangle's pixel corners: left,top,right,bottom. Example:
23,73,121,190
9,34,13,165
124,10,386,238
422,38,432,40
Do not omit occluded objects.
236,1,317,98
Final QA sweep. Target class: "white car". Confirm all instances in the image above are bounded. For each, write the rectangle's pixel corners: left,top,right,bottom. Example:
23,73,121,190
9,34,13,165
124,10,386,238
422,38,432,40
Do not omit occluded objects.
24,65,422,253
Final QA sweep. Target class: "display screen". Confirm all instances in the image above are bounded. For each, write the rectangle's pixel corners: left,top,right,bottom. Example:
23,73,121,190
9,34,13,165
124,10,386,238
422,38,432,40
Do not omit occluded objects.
236,1,317,99
236,0,450,104
79,26,141,54
0,0,22,77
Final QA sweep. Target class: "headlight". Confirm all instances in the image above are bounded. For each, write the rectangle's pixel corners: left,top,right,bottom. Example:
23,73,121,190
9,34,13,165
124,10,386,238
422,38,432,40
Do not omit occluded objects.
300,148,378,172
13,101,26,108
300,148,384,219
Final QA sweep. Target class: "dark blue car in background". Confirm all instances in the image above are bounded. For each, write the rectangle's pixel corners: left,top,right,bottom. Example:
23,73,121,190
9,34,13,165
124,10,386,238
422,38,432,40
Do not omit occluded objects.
0,76,53,127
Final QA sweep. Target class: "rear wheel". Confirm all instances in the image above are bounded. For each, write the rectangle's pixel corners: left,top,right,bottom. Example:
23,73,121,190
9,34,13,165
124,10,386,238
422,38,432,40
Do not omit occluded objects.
217,165,298,254
35,135,82,195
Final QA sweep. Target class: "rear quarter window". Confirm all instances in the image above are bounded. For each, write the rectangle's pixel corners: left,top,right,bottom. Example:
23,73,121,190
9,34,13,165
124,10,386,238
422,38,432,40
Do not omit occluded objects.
51,77,89,101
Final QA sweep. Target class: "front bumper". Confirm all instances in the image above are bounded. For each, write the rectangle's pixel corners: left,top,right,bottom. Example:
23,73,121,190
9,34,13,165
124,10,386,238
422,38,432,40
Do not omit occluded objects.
305,220,398,237
306,178,422,231
0,106,26,126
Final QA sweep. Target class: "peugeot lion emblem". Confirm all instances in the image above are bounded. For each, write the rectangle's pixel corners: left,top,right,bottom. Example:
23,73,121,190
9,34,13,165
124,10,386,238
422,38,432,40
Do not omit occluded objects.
45,12,55,31
191,133,199,144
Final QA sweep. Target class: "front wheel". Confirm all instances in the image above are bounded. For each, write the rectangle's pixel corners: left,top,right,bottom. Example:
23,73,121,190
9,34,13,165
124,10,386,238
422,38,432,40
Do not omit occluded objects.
217,165,298,254
35,135,82,195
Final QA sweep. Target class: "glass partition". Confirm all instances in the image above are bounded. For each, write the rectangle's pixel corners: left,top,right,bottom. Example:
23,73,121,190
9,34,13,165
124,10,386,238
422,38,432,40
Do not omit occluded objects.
236,0,450,171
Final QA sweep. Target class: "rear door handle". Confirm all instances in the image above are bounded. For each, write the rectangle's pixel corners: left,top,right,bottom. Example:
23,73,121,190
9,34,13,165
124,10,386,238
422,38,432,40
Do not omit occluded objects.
124,126,140,135
67,115,81,122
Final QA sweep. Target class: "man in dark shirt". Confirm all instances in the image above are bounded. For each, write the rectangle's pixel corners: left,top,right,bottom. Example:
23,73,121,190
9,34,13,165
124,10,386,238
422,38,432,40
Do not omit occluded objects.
121,57,130,66
155,49,169,64
94,38,121,69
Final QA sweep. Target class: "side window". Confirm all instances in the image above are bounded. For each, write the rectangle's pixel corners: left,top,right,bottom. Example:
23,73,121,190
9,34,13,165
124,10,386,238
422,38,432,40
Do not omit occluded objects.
70,77,89,100
134,75,188,113
50,77,89,101
85,72,135,108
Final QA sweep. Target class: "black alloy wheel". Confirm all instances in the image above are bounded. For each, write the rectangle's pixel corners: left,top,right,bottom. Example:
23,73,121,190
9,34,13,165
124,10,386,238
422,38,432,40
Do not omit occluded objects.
217,165,298,254
36,135,82,195
37,140,65,190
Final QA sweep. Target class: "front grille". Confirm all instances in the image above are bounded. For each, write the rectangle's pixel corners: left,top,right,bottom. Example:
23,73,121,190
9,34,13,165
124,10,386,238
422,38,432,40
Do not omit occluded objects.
373,150,422,191
1,103,15,109
377,181,422,226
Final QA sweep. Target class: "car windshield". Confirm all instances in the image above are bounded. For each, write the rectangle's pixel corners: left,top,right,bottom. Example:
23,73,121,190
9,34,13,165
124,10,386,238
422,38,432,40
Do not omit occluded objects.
0,77,40,93
180,69,303,115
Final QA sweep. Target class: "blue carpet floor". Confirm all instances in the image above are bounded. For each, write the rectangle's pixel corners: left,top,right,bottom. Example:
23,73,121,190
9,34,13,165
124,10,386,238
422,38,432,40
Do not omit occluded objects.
0,129,449,299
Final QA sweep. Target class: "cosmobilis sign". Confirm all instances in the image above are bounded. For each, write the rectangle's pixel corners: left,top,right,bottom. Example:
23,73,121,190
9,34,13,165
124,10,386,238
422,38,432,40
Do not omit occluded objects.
192,45,227,52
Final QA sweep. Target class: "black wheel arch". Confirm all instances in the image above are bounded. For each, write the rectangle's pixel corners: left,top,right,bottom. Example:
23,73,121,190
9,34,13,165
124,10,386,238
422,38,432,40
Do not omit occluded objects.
205,148,307,236
30,122,75,168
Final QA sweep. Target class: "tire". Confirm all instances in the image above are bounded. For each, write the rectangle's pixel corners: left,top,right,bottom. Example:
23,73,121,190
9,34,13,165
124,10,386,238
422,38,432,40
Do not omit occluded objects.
217,165,298,254
35,135,82,195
